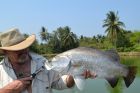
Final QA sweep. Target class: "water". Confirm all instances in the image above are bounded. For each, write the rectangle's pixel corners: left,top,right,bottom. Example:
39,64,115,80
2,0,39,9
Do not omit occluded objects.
53,56,140,93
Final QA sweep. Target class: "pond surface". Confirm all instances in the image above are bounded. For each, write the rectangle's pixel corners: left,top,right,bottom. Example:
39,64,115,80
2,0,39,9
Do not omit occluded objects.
53,56,140,93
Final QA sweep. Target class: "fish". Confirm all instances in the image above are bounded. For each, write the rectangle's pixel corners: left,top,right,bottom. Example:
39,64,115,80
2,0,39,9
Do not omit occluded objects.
47,47,137,89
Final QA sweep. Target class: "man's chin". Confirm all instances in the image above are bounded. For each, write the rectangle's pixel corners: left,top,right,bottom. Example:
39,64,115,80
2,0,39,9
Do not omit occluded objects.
18,58,28,64
17,61,26,65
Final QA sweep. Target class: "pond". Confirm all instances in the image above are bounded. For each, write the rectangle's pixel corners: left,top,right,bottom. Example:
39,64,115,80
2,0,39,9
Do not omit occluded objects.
53,56,140,93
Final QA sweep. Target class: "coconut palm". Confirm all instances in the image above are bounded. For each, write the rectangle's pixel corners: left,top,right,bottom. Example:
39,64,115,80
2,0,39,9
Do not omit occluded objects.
48,26,79,52
103,11,125,47
49,31,62,53
61,26,79,50
40,27,50,43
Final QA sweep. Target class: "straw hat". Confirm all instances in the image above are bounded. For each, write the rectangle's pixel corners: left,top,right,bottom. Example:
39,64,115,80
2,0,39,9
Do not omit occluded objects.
0,28,35,51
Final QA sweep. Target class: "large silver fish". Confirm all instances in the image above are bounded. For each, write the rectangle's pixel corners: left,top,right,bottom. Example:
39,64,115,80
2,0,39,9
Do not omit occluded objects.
48,47,137,89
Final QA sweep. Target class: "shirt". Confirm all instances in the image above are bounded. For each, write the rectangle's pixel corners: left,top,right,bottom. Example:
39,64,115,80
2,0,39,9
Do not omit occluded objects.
0,52,68,93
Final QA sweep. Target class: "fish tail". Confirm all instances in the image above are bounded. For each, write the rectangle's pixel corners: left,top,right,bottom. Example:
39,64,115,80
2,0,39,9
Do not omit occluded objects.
123,66,137,87
106,77,119,88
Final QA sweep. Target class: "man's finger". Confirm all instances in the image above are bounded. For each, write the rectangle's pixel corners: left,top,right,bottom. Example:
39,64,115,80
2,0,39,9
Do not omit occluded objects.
81,70,86,76
19,77,32,85
24,81,32,85
20,77,32,81
90,72,97,79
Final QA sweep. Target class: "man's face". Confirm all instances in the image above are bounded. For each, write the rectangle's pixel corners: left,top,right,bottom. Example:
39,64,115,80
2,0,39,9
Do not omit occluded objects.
5,48,30,64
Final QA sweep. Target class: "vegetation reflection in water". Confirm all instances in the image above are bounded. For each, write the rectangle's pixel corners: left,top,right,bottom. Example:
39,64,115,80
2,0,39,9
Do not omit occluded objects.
54,56,140,93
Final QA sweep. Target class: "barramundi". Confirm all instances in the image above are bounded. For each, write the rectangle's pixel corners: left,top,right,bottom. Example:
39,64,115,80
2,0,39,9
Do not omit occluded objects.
47,47,137,89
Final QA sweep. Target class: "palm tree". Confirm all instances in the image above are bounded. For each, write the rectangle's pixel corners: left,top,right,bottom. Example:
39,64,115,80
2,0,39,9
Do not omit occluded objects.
49,31,62,53
103,11,125,48
62,26,79,50
40,27,50,43
48,26,79,52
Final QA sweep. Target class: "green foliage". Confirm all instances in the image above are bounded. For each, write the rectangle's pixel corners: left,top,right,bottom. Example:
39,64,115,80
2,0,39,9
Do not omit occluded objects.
29,40,40,53
132,44,140,52
24,11,140,54
116,31,132,48
130,31,140,44
117,47,134,52
48,26,79,53
31,27,140,54
79,35,107,49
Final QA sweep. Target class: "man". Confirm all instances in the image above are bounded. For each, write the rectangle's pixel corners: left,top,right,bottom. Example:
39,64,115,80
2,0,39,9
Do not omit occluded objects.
0,28,96,93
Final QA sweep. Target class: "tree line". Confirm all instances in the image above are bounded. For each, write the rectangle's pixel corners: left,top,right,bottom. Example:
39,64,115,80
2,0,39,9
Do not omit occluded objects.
28,11,140,54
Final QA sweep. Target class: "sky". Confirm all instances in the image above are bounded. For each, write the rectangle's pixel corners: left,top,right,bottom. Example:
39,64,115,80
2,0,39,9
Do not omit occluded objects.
0,0,140,40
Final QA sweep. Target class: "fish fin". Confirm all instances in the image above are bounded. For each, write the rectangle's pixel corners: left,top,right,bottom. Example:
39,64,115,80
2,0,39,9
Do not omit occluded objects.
66,60,72,72
60,60,72,74
74,76,86,91
123,66,137,87
106,77,119,88
105,49,120,62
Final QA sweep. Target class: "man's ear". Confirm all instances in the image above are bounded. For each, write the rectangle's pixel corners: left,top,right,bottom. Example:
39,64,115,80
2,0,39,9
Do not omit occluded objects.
2,50,7,54
0,50,5,55
2,50,8,55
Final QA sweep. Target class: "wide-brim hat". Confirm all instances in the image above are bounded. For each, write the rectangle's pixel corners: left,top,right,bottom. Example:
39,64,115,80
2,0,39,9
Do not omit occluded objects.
0,28,36,51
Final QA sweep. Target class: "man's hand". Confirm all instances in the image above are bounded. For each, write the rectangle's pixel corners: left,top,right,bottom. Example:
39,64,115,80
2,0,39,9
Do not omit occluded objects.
65,70,97,88
66,75,75,88
2,77,32,93
82,69,97,79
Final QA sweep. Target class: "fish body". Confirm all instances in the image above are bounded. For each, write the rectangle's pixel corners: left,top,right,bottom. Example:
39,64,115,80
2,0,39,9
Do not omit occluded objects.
49,47,137,88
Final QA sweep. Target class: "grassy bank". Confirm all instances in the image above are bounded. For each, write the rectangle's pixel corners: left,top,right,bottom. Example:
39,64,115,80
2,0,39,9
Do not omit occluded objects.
119,52,140,56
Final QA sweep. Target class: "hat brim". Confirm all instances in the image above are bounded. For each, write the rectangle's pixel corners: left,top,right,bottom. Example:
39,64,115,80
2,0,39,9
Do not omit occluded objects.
0,34,36,51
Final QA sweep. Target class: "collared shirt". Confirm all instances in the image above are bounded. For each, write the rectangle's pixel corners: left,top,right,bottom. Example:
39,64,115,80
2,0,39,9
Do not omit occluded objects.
0,52,68,93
